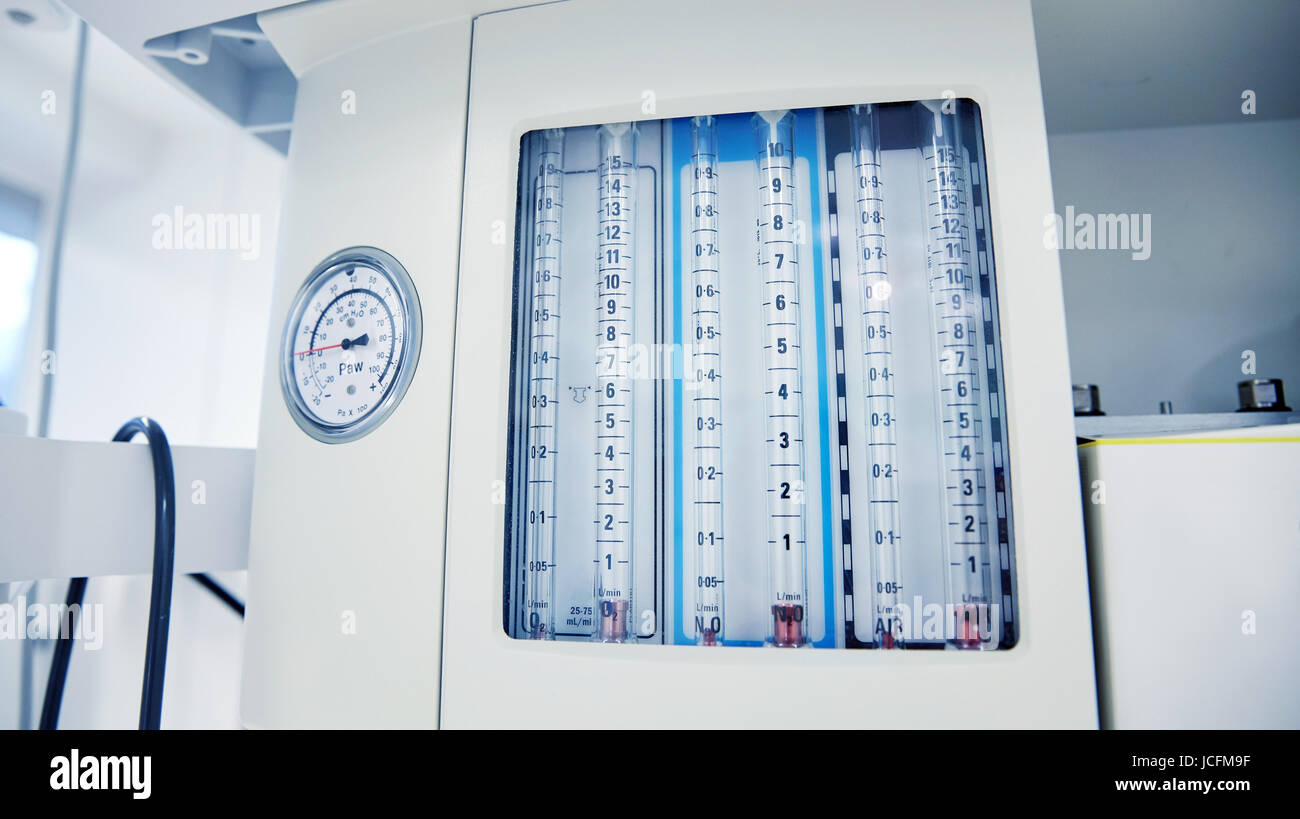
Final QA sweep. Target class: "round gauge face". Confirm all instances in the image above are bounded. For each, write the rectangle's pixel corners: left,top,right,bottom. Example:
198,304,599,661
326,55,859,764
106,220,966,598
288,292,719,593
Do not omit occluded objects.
280,247,422,443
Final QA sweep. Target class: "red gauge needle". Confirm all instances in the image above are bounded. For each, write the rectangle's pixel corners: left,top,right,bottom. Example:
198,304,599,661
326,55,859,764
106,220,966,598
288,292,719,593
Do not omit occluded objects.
294,333,369,356
294,343,343,356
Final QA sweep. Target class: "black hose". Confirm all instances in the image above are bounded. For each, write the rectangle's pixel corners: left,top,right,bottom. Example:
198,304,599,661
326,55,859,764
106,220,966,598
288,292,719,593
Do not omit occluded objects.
39,416,176,730
188,572,245,618
37,577,86,729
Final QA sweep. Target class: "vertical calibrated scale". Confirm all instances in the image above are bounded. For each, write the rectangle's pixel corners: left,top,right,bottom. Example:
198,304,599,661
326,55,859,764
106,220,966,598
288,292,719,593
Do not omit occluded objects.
689,117,725,645
593,123,638,642
754,111,809,647
849,105,903,648
918,104,993,648
523,129,565,639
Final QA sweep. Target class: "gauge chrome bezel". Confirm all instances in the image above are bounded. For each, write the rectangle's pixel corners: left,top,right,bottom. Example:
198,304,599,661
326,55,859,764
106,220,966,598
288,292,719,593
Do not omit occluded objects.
279,246,422,444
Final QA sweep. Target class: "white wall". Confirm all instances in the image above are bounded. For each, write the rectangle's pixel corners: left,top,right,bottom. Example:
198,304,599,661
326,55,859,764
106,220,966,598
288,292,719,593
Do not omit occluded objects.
2,29,282,447
1048,118,1300,415
0,20,282,729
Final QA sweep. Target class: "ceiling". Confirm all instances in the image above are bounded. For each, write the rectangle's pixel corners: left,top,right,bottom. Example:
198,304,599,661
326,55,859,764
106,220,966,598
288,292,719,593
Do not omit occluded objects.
1032,0,1300,133
9,0,1299,144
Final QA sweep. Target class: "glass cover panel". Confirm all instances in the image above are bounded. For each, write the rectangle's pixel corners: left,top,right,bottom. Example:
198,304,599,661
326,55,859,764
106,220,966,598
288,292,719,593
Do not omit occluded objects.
503,100,1017,650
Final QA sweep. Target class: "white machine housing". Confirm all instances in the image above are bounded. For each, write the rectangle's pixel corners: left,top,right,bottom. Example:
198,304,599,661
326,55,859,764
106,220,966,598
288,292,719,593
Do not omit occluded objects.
442,0,1095,727
239,0,1096,727
1081,424,1300,729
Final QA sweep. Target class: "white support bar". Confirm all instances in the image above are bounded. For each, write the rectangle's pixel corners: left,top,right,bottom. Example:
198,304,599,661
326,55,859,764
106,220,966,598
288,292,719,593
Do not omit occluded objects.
0,435,252,583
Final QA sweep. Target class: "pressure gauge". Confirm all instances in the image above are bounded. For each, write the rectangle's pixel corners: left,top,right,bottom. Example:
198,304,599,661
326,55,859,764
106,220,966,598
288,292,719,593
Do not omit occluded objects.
280,247,422,443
